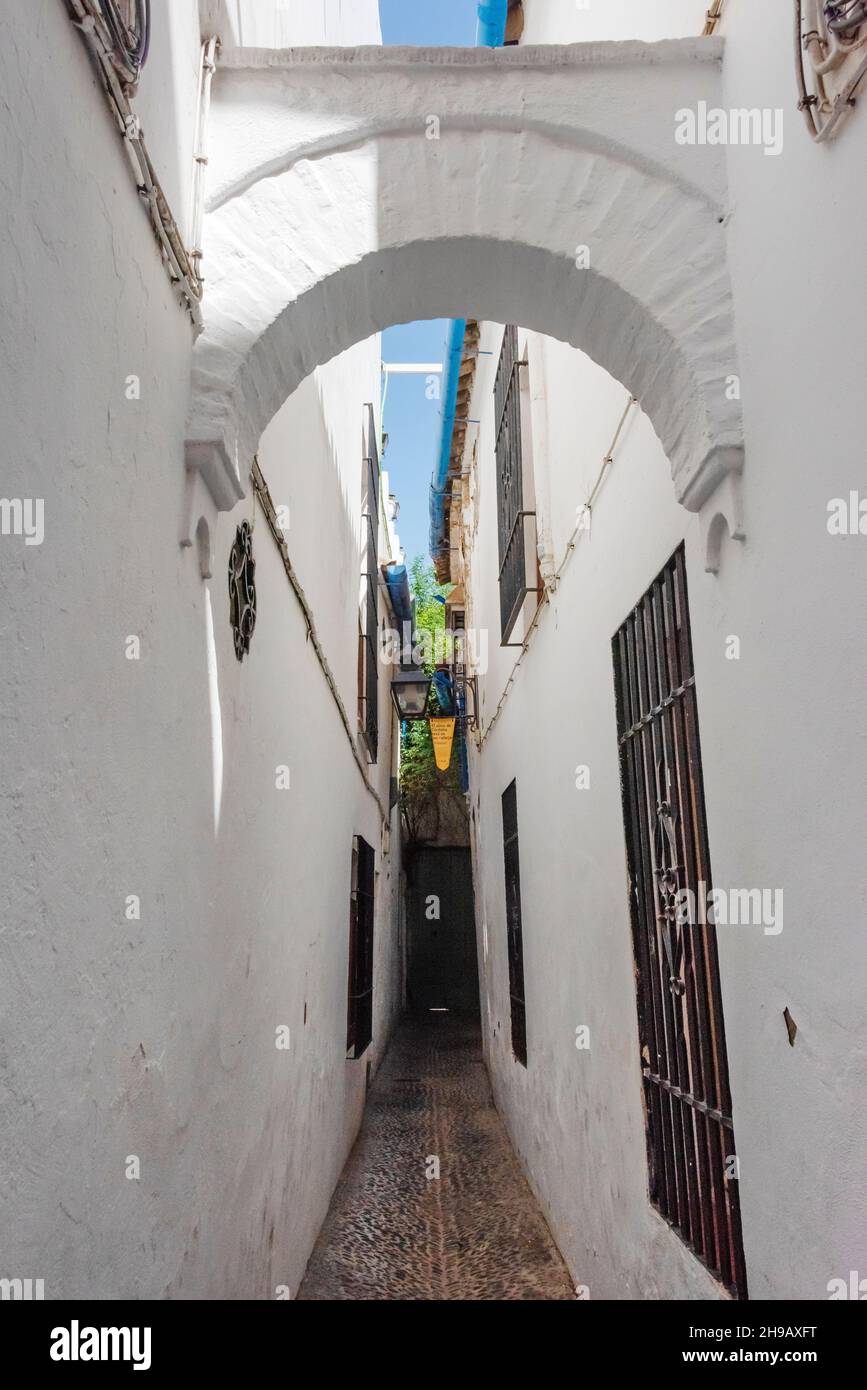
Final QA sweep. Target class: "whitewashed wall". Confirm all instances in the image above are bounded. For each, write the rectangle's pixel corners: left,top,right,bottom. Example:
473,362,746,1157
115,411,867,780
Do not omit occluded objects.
199,0,382,50
466,0,867,1300
3,0,864,1306
0,0,397,1300
521,0,705,44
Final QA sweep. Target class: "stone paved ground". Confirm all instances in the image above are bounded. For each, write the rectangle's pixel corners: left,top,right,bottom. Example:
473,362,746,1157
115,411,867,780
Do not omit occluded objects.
297,1013,574,1300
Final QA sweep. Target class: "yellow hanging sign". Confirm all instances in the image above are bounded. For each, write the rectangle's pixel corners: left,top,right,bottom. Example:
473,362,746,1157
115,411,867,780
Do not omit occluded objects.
429,717,456,771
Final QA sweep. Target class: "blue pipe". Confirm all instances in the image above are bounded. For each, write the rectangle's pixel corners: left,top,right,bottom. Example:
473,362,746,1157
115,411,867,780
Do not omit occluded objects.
429,318,466,562
475,0,508,46
457,688,469,792
429,4,507,567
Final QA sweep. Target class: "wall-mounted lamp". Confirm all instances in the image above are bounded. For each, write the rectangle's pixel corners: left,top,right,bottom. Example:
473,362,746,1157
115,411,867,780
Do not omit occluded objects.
390,666,432,721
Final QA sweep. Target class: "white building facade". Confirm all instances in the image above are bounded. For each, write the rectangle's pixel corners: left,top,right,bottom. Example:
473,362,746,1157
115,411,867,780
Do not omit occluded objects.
0,0,402,1300
0,0,864,1304
443,0,867,1301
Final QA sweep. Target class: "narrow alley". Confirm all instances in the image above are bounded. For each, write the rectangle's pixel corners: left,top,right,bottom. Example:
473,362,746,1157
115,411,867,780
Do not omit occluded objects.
298,1014,574,1301
2,0,866,1355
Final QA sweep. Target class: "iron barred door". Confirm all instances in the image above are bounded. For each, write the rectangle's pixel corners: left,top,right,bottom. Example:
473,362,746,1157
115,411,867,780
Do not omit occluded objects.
347,835,375,1059
612,544,747,1298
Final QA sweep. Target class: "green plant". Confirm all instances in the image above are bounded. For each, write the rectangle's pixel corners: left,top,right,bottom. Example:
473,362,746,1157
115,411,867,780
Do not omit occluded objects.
399,556,464,851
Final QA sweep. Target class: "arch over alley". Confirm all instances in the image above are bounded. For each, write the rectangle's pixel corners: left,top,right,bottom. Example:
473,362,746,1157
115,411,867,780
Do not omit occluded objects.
186,38,744,517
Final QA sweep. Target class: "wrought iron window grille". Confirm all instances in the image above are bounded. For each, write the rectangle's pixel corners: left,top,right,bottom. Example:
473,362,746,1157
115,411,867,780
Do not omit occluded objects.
612,543,747,1298
494,327,540,643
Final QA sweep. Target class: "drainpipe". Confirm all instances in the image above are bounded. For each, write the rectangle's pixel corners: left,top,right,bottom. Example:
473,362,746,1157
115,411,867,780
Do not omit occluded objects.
476,0,509,46
191,35,220,285
429,319,467,567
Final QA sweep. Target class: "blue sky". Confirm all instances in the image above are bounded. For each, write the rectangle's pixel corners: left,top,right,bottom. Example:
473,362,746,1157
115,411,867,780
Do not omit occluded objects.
378,0,477,566
378,0,476,46
380,321,452,568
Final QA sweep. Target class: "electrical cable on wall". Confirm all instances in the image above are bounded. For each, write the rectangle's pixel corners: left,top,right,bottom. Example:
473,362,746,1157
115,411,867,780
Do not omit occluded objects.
251,457,391,830
96,0,151,89
64,0,204,325
795,0,867,140
702,1,726,36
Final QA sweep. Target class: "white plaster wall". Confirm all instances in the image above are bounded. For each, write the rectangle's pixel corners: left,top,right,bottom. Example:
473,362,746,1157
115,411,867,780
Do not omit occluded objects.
467,334,727,1299
0,0,399,1300
521,0,706,44
134,0,203,239
709,0,867,1300
199,0,382,50
465,0,867,1301
3,0,864,1306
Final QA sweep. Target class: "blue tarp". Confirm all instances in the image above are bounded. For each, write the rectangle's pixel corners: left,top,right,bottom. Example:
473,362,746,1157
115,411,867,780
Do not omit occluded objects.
429,319,466,565
457,688,469,792
383,562,412,627
432,669,455,714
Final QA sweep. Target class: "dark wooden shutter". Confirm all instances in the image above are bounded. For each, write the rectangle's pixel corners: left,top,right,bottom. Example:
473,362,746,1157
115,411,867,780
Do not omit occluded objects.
501,779,527,1066
347,835,375,1059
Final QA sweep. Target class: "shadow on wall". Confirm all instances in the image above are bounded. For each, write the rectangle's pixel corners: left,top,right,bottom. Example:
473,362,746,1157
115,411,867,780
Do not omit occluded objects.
135,0,202,240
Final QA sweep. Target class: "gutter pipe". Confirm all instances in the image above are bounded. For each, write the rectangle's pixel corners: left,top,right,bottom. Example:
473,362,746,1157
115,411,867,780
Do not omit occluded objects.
476,0,509,46
429,1,507,566
428,318,467,562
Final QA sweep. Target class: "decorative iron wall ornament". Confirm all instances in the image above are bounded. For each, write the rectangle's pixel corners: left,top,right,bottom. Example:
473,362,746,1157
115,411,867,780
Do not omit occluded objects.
796,0,867,142
228,521,256,661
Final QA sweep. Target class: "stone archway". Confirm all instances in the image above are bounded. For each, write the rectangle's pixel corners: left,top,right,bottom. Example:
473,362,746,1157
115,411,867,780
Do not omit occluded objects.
186,39,743,516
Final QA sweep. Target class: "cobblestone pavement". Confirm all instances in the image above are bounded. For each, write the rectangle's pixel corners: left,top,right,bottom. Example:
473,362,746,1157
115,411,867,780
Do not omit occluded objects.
297,1012,575,1300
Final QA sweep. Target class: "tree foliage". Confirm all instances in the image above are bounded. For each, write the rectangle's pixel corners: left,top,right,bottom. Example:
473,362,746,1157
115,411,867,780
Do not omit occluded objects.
399,556,464,851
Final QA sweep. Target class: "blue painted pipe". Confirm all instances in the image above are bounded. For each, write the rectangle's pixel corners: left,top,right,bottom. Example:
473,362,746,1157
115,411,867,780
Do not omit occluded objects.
476,0,508,46
429,318,467,562
429,2,507,568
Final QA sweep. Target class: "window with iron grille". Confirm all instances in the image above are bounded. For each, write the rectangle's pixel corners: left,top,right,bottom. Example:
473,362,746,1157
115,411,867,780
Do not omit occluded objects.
612,544,747,1298
358,405,379,761
501,779,527,1066
494,326,537,643
347,835,375,1059
447,607,466,695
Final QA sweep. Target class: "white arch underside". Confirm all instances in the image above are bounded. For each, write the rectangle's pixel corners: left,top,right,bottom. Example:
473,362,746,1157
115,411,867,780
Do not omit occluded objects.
188,53,743,516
